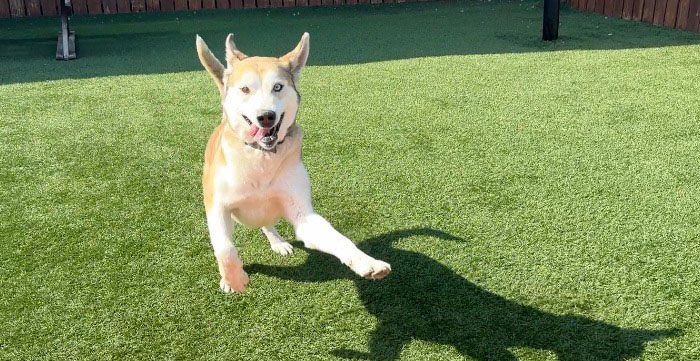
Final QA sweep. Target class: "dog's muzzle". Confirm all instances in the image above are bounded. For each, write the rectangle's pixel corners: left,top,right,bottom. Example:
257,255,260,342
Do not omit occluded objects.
243,112,285,152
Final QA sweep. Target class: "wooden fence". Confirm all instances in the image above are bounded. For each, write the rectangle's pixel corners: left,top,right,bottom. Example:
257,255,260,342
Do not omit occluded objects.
565,0,700,32
1,0,425,17
3,0,700,33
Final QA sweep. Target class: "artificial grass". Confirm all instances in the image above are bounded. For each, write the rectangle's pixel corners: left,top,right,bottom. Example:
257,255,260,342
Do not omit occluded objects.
1,1,699,360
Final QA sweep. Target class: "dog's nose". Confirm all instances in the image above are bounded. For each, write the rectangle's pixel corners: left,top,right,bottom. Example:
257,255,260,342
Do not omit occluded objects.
256,110,276,128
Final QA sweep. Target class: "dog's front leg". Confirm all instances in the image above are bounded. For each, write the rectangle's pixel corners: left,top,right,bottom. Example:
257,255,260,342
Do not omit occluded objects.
281,166,391,280
206,206,249,293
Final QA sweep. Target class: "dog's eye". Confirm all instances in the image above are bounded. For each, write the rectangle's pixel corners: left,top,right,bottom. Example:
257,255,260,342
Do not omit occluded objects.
273,83,283,92
240,86,250,94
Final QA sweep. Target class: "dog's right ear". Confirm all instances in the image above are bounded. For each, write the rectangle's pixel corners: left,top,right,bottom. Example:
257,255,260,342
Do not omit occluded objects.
196,35,225,96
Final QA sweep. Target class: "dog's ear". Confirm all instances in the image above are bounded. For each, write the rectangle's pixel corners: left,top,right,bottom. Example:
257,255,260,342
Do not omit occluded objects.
225,33,248,65
196,35,225,96
280,32,310,83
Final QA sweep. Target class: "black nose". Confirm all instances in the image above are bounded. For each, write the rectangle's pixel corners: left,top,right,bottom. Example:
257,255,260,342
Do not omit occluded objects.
256,110,276,128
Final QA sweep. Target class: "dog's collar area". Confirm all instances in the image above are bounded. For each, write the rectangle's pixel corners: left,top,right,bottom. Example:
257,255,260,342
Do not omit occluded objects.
244,140,285,153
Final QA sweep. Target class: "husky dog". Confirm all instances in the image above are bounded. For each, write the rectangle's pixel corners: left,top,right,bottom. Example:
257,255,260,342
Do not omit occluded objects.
195,33,391,293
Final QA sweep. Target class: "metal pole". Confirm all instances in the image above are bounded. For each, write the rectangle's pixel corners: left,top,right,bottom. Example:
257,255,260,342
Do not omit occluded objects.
61,5,69,59
543,0,560,41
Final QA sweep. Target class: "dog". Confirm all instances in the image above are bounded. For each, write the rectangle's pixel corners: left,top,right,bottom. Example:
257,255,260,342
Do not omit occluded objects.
195,33,391,293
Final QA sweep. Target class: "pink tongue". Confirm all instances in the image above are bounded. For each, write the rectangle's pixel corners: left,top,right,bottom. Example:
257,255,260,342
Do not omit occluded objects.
248,125,271,141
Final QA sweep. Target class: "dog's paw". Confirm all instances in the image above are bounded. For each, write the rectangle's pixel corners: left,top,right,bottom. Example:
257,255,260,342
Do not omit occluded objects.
348,256,391,280
270,241,293,256
218,255,249,293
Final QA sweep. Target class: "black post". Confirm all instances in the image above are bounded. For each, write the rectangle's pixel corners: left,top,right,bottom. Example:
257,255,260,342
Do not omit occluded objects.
543,0,560,41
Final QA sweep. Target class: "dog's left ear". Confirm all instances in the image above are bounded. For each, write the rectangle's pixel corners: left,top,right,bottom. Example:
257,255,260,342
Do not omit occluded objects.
280,33,310,83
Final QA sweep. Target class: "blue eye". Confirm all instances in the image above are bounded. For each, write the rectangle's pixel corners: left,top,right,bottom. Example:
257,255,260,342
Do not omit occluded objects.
273,83,283,92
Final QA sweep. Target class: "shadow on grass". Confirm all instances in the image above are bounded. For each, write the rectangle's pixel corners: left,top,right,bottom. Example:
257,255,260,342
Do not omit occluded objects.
248,228,677,361
1,1,699,85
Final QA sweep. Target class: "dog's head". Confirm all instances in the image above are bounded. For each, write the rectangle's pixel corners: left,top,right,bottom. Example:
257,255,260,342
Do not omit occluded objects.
196,33,310,151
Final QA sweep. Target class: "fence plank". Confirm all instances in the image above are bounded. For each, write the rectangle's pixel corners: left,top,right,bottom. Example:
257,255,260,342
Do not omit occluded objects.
571,0,578,8
622,0,635,18
104,0,118,13
322,0,332,5
309,0,320,5
270,0,282,6
257,0,270,8
230,0,242,7
87,0,103,13
613,0,624,16
594,0,604,13
603,0,613,15
72,0,88,13
586,0,595,11
688,0,700,31
188,0,201,9
116,0,131,12
24,0,40,16
632,0,644,19
0,0,10,17
131,0,145,11
578,0,587,10
346,0,356,4
202,0,215,8
40,0,58,15
677,0,690,27
9,0,26,16
653,0,667,24
642,0,655,21
242,0,254,7
173,0,186,9
384,0,394,3
283,0,294,6
215,0,229,8
147,0,160,10
160,0,174,10
663,0,679,26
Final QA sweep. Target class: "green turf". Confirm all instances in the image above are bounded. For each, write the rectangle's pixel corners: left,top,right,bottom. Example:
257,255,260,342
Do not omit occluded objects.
1,1,700,360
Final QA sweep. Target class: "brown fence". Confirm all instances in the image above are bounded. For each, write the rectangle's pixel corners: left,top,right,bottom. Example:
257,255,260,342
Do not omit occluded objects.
3,0,700,33
1,0,425,17
565,0,700,32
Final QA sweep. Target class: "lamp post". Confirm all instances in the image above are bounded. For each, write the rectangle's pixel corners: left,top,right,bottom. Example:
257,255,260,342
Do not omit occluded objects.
543,0,560,41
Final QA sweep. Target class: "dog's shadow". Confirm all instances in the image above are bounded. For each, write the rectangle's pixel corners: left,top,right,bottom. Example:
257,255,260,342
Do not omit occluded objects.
247,228,676,361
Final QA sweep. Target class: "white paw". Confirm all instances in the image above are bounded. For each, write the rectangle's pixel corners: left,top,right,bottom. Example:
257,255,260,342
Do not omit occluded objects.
348,256,391,280
270,241,294,256
218,255,249,293
220,278,233,293
220,270,249,293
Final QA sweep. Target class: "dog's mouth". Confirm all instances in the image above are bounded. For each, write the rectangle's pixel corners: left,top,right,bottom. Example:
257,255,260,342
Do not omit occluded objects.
243,113,284,149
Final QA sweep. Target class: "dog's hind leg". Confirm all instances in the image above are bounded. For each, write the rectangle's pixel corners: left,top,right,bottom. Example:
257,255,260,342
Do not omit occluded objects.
262,225,293,256
206,206,249,293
